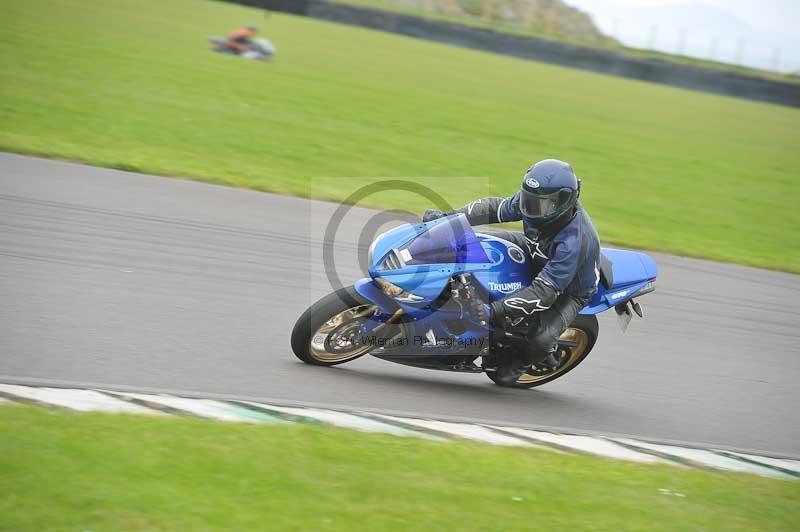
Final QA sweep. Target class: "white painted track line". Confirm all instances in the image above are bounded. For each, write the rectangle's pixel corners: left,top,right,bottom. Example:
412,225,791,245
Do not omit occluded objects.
721,451,800,475
491,426,664,463
372,414,534,446
110,392,272,422
2,384,796,480
615,438,795,479
240,402,439,439
0,384,159,414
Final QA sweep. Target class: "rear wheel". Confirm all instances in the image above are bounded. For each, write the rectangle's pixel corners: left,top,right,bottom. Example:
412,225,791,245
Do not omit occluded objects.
487,314,599,388
291,286,377,366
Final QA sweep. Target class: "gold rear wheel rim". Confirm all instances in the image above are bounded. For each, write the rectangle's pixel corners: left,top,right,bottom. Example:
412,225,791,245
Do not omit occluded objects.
515,327,589,384
308,304,376,363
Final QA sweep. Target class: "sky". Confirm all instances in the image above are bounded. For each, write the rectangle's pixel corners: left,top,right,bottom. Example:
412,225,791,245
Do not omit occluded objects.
562,0,800,72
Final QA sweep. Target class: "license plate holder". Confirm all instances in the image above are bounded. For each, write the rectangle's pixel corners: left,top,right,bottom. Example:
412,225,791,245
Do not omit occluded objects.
615,302,633,332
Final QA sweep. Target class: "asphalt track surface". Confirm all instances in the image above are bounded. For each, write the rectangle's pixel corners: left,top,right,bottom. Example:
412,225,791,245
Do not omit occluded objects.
2,153,799,456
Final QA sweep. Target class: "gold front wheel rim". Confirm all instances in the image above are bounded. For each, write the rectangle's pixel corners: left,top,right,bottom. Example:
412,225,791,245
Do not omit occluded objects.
308,304,376,363
515,327,589,385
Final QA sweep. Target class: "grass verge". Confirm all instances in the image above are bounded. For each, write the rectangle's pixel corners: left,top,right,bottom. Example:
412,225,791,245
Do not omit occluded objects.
1,0,798,271
1,404,798,531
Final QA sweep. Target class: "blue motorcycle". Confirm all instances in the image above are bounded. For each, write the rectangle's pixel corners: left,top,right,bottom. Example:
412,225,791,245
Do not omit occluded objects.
292,214,658,388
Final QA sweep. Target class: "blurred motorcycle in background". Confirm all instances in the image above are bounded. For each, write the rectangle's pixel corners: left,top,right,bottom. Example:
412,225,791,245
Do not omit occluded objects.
208,36,276,61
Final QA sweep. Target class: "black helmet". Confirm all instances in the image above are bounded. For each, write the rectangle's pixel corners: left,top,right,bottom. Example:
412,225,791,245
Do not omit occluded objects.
519,159,580,227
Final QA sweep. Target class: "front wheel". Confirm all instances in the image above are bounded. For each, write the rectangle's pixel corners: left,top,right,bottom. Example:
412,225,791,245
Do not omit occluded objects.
487,314,599,389
291,286,377,366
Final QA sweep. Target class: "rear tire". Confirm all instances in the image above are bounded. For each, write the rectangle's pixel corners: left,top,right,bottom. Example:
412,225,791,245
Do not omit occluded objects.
487,314,599,389
291,286,376,366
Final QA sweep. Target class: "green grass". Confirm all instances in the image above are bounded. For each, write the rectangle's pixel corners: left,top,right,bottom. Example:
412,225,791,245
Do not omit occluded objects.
1,404,798,531
1,0,799,272
334,0,800,82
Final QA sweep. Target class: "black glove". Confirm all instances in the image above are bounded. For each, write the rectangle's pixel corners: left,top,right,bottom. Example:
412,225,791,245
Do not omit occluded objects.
464,285,493,326
422,209,446,223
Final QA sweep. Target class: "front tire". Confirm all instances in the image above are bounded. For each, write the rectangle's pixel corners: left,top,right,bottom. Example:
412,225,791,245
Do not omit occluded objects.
487,314,599,389
291,286,376,366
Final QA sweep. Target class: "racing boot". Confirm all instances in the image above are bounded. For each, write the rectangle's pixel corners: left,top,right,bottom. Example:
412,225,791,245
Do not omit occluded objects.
529,344,561,374
494,344,559,386
493,358,532,386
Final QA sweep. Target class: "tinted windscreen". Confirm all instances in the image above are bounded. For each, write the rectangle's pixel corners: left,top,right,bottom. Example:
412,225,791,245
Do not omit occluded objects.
401,214,489,265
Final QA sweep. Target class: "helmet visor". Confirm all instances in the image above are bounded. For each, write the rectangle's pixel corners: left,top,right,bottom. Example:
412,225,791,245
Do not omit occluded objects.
520,189,569,218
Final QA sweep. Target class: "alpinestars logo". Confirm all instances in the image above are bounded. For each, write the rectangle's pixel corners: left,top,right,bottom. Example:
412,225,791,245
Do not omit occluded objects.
488,281,523,294
503,297,549,315
525,237,549,261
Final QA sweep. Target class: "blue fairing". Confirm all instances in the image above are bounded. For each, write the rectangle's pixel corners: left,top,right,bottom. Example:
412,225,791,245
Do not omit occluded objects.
356,214,658,321
367,215,494,307
367,223,422,273
354,277,399,314
602,248,657,286
580,248,658,315
470,234,534,300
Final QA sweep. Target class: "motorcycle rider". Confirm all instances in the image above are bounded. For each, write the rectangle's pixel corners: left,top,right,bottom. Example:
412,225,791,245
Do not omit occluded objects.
423,159,600,385
226,25,258,55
